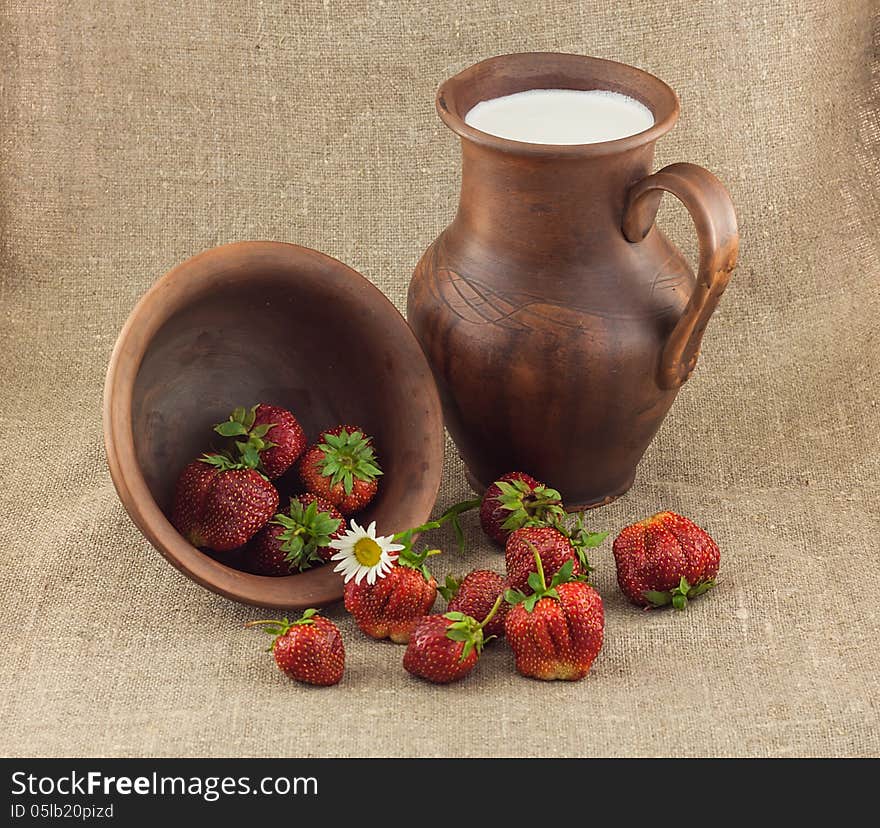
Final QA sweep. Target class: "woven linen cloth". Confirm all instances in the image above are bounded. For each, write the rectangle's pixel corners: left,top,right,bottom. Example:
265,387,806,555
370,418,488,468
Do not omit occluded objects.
1,0,877,758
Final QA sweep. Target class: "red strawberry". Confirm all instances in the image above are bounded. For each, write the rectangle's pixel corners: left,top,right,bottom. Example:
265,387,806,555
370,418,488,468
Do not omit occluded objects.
612,511,720,610
480,472,566,545
439,569,508,639
505,553,604,681
299,425,382,515
171,454,278,551
243,493,344,576
344,564,437,643
505,521,607,594
247,609,344,686
403,596,503,684
214,404,306,479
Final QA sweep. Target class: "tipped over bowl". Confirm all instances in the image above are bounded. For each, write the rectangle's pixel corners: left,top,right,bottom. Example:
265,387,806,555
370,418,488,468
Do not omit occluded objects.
103,241,444,609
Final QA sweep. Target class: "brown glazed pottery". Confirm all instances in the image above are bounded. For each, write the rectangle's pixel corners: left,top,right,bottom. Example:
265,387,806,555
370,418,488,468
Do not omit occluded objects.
104,241,444,609
409,53,739,509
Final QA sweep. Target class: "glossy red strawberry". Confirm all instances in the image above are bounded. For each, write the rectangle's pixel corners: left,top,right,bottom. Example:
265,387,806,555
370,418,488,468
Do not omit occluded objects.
505,521,607,594
299,425,382,515
612,511,720,610
480,472,565,545
243,493,344,576
440,569,508,639
344,564,437,643
403,596,503,684
247,609,344,686
214,404,306,479
171,454,278,551
505,554,604,681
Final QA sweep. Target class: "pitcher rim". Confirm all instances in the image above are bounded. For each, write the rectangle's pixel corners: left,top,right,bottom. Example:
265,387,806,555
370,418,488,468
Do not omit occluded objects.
436,52,680,157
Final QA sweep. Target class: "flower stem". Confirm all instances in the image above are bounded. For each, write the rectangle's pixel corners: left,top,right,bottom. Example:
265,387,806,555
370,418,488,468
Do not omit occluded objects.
441,498,481,518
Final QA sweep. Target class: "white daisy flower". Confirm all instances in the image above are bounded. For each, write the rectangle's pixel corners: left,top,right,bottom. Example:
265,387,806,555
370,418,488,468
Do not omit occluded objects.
329,520,404,585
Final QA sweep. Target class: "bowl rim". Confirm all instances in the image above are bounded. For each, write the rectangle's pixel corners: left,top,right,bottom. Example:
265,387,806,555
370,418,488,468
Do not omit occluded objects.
103,240,444,610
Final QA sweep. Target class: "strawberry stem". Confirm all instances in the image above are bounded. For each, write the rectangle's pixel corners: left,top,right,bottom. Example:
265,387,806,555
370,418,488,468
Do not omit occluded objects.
403,498,480,537
525,495,558,510
478,594,504,629
244,609,318,637
442,498,482,516
244,619,286,630
526,540,548,592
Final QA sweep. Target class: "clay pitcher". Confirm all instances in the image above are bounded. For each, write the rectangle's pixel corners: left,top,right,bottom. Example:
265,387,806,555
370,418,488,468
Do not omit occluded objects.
408,53,739,508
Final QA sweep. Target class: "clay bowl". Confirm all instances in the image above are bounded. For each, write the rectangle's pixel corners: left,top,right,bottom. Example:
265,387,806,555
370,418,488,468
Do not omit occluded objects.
103,241,444,610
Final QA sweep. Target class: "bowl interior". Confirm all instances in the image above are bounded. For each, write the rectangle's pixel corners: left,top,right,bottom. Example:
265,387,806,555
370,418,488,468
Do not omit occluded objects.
109,243,443,609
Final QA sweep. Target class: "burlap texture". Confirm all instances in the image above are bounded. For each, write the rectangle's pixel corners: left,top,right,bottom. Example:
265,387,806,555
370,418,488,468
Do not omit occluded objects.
1,1,878,758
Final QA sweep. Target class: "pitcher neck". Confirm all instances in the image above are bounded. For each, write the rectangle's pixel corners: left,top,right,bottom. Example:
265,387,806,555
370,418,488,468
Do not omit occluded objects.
450,141,656,258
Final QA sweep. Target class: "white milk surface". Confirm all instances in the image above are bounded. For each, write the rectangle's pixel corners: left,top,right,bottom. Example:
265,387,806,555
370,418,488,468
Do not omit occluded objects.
464,88,654,145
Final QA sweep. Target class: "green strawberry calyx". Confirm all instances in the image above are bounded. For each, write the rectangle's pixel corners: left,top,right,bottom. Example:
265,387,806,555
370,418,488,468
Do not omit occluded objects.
198,450,267,478
272,499,343,572
504,542,585,613
245,608,319,650
644,576,717,611
437,574,461,602
392,539,441,582
551,514,608,574
495,479,566,533
214,405,277,471
317,429,383,496
444,594,504,661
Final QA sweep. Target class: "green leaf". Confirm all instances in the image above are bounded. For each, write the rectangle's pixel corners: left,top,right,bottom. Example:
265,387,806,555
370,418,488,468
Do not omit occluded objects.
495,480,518,497
527,571,544,593
282,535,305,555
241,445,261,469
445,627,470,642
439,499,480,520
678,575,691,593
583,530,610,548
451,516,466,554
501,512,526,531
504,588,526,606
251,424,273,439
644,590,673,606
688,579,717,598
461,640,475,661
672,594,688,611
393,528,414,545
443,611,468,622
438,575,459,602
523,594,539,613
550,559,574,588
198,452,251,472
215,421,249,437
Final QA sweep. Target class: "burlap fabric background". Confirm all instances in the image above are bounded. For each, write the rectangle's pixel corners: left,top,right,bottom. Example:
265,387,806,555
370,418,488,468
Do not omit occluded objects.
1,1,877,758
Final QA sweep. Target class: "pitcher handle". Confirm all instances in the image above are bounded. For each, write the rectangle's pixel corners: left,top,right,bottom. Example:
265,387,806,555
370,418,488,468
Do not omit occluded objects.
623,162,739,390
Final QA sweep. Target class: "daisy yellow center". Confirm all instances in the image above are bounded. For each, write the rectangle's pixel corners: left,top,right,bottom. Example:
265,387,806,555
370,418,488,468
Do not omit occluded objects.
353,537,382,567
